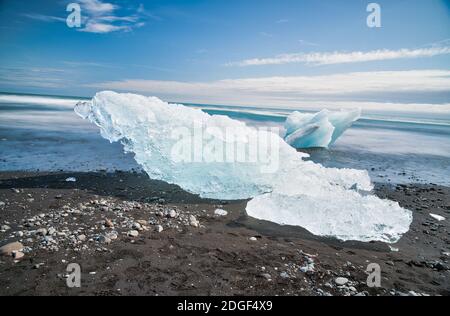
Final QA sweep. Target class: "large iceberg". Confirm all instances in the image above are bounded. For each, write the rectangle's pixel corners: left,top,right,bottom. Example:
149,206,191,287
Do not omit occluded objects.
75,91,412,243
284,109,361,149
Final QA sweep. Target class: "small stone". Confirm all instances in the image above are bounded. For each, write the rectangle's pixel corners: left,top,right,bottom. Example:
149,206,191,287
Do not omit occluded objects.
335,277,349,286
33,263,44,269
132,222,142,230
105,231,118,241
48,227,56,236
168,209,178,218
280,272,290,279
249,237,258,241
36,228,48,236
1,225,11,231
214,209,228,216
189,215,199,228
261,273,272,281
78,234,86,241
136,220,147,226
156,225,164,233
105,218,114,228
12,188,20,194
128,230,139,237
0,201,5,207
0,242,24,256
65,177,77,182
13,251,24,260
97,235,111,244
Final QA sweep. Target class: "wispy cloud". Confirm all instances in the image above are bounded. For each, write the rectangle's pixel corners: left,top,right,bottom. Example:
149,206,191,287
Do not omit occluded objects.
79,0,117,15
23,0,153,34
78,0,147,33
228,46,450,67
22,13,66,23
298,39,318,47
86,70,450,112
0,67,71,89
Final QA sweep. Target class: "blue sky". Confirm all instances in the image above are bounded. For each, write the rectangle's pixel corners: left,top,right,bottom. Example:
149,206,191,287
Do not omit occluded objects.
0,0,449,110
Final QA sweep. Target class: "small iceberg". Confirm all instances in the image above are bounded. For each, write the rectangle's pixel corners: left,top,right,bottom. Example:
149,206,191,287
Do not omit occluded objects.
75,91,412,243
284,109,361,149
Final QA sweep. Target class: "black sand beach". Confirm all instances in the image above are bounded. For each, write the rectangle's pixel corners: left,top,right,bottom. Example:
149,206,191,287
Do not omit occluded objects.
0,171,449,296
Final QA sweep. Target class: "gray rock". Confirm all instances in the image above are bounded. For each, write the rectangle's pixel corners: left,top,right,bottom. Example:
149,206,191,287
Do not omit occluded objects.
0,201,5,207
156,225,164,233
280,272,290,279
1,225,11,231
261,273,272,281
77,234,86,241
128,230,139,237
335,277,349,286
132,222,142,230
189,215,199,228
36,228,48,236
168,209,178,218
97,235,111,244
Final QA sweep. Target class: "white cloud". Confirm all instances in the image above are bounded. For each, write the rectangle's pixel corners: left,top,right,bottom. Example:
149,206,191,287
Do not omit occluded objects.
78,0,146,33
79,0,117,15
23,1,148,34
86,70,450,113
80,22,131,33
229,47,450,67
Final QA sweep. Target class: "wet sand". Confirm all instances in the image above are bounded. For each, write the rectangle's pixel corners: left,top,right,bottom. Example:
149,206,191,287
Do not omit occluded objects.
0,171,449,296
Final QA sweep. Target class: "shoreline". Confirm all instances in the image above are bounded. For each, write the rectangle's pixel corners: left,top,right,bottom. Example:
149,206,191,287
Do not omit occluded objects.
0,171,449,296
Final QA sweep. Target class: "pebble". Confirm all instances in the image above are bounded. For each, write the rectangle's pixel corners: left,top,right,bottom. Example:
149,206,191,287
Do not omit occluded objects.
214,209,228,216
168,209,178,218
132,222,142,231
78,234,86,241
249,237,258,241
97,235,111,244
280,272,290,279
0,242,24,256
335,277,349,286
65,177,77,182
105,218,114,228
1,225,11,231
156,225,164,233
35,228,48,236
13,251,24,259
261,273,272,281
128,230,139,237
0,201,5,207
189,215,199,228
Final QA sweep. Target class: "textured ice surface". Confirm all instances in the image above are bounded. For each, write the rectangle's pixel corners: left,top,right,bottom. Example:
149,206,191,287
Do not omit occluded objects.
284,109,361,149
75,91,412,243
